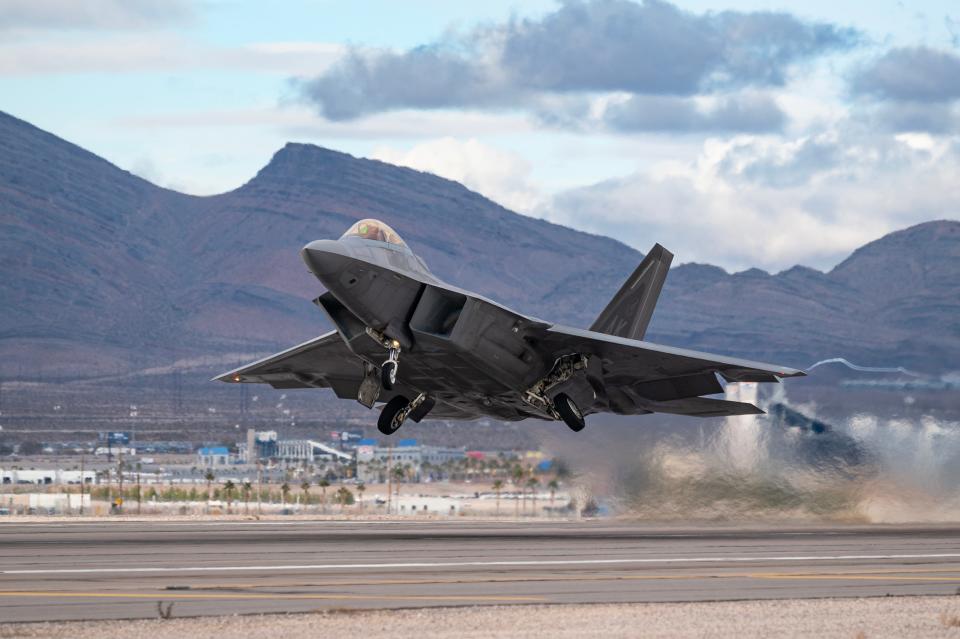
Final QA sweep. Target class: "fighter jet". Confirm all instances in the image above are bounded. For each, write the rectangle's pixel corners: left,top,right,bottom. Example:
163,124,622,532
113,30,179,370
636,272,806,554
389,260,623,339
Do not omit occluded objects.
216,219,804,435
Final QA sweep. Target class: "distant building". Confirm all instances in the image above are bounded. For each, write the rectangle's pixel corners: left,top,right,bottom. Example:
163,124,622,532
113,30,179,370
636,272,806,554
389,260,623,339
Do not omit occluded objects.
1,469,96,485
356,442,466,482
237,429,278,463
393,496,461,515
197,446,231,467
330,430,365,448
93,446,136,457
357,442,465,465
276,439,352,463
236,429,352,465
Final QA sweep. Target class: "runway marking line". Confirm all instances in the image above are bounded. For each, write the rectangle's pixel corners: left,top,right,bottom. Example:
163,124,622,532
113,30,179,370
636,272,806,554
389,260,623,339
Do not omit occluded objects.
0,591,546,603
2,569,958,606
752,573,960,582
192,566,960,590
4,553,960,575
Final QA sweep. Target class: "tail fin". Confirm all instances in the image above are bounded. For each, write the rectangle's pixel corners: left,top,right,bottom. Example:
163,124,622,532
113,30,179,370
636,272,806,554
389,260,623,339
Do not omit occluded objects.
590,243,673,341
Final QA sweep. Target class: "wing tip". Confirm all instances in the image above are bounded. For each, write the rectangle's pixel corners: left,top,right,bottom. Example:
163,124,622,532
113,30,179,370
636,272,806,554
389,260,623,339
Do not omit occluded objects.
780,368,807,379
212,371,244,383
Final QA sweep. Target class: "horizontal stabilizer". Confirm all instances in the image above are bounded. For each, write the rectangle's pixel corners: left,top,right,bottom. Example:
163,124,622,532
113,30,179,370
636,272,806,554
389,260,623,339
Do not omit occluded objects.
590,243,673,341
641,396,764,418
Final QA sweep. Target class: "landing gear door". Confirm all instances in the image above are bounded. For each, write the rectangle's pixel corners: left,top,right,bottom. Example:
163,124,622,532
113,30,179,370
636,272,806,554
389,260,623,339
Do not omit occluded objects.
357,362,381,408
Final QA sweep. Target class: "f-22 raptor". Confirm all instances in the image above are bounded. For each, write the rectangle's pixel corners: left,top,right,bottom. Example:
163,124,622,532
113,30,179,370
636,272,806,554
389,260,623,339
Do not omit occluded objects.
217,219,804,435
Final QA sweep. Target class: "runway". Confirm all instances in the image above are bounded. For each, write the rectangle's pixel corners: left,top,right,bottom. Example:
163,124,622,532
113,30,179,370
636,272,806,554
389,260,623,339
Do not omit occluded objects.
1,519,959,622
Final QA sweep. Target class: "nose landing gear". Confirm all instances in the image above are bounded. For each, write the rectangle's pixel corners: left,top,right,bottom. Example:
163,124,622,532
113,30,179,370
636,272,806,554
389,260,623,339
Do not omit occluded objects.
366,327,402,391
381,345,400,390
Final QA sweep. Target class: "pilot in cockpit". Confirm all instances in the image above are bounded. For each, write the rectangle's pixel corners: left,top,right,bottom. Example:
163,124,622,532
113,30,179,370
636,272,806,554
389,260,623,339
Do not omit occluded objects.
342,218,408,249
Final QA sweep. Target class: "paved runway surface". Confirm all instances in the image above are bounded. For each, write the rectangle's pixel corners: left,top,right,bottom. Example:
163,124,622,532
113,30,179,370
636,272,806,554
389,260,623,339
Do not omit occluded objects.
1,519,959,622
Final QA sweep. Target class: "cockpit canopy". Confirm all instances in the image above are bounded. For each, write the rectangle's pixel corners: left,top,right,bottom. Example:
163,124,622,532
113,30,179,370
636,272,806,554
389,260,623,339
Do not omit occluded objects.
340,219,408,249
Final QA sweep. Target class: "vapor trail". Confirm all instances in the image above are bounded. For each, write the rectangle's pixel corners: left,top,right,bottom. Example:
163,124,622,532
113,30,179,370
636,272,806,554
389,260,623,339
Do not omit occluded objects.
806,357,924,377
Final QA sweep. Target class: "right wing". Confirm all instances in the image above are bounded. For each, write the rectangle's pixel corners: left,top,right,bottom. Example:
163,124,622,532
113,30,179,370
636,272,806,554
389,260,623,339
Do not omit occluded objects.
537,324,804,417
214,331,366,398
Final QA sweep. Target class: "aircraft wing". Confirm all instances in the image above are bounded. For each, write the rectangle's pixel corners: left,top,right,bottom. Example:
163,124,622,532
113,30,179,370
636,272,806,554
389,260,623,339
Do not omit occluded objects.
214,331,366,397
537,324,805,417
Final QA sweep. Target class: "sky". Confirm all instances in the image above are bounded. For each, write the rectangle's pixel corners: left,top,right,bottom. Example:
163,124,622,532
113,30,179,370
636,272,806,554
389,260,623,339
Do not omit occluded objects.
2,0,959,272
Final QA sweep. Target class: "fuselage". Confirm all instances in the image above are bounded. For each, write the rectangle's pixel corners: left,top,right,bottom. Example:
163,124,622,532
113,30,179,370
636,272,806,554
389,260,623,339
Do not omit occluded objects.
301,228,561,421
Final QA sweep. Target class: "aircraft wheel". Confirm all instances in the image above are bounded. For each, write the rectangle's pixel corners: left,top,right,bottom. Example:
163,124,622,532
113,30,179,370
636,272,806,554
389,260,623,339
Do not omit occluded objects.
553,393,585,432
378,396,409,435
381,360,398,390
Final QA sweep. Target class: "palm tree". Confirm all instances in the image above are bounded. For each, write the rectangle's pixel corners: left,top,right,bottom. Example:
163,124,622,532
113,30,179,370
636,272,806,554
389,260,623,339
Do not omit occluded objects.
204,470,215,512
357,483,366,512
526,477,540,517
300,480,310,511
511,465,525,517
547,479,559,514
335,486,354,512
242,481,252,515
223,480,235,514
393,465,405,507
280,482,290,508
318,478,330,514
492,479,504,516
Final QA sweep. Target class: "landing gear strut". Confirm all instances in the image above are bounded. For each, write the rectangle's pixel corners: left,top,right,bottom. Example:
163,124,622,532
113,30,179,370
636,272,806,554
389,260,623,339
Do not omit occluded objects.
381,345,400,390
366,328,402,391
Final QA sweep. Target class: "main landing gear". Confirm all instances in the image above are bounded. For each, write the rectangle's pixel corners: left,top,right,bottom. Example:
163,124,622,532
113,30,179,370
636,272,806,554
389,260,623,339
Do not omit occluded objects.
378,396,409,434
523,354,590,432
553,393,585,432
377,393,435,435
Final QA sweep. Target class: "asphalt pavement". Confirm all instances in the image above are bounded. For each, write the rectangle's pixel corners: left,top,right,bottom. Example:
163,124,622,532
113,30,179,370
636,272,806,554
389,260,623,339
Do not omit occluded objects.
1,519,958,622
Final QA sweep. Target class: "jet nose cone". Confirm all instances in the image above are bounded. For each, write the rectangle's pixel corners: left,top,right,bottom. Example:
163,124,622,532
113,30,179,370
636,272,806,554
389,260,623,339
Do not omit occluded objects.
301,239,351,276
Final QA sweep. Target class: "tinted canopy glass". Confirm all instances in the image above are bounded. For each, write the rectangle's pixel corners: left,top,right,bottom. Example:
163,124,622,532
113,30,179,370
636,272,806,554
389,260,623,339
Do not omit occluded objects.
341,219,408,249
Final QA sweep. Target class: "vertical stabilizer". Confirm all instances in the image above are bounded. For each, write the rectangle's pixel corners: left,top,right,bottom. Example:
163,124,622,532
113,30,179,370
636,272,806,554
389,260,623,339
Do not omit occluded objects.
589,243,673,341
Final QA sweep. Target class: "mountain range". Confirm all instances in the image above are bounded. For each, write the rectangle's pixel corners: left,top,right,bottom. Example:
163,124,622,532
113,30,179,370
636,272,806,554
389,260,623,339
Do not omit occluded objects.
2,109,958,387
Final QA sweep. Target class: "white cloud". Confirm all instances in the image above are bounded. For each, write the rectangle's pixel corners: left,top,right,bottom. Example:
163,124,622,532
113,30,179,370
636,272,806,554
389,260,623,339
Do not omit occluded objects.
115,105,532,141
0,34,344,76
0,0,192,32
545,128,960,271
371,138,546,212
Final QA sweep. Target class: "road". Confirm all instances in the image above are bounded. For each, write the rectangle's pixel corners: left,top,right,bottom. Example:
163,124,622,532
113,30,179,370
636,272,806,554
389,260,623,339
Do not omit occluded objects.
1,519,958,622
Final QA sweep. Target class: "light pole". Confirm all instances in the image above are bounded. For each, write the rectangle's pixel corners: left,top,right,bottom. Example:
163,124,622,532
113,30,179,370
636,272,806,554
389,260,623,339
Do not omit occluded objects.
256,461,263,515
116,450,124,514
79,453,85,516
136,462,142,515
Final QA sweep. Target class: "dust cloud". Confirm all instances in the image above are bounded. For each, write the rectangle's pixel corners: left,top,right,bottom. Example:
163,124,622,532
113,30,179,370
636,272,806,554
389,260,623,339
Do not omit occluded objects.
535,382,960,523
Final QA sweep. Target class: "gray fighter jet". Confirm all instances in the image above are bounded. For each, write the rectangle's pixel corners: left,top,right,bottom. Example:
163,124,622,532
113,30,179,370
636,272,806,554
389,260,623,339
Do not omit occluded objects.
216,219,804,435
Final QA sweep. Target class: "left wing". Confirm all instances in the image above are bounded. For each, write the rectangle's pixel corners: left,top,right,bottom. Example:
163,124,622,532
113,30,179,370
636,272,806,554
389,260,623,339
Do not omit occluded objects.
214,331,366,397
535,324,804,417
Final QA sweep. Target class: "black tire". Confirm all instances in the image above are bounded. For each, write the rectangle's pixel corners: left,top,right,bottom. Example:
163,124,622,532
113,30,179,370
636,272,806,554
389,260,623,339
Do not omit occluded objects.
377,396,409,435
553,393,585,432
381,360,397,390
